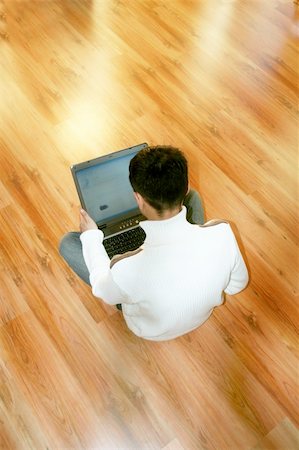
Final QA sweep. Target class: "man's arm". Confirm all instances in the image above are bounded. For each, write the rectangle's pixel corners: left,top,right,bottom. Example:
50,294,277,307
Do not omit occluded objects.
79,210,129,305
224,226,249,295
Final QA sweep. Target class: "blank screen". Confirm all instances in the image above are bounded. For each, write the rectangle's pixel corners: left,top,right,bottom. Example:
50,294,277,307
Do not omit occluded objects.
76,153,137,224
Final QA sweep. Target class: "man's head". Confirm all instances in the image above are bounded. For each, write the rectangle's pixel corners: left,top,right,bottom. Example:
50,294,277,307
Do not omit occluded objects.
129,145,188,218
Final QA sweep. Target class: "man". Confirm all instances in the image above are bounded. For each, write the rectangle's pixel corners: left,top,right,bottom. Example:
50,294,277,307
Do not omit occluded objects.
59,146,248,341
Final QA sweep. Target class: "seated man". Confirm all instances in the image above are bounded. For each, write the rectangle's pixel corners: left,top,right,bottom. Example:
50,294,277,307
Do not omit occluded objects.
59,145,248,341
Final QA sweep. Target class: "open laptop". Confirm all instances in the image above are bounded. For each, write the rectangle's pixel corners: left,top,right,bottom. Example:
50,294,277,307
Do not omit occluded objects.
71,143,148,259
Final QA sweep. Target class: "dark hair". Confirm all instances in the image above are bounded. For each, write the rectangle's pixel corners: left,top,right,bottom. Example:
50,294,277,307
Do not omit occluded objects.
129,145,188,213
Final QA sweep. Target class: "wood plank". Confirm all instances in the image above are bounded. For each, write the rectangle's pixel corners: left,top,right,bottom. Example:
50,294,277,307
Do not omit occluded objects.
252,418,299,450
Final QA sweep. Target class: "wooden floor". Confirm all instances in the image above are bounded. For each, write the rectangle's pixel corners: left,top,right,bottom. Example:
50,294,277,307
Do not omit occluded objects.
0,1,298,449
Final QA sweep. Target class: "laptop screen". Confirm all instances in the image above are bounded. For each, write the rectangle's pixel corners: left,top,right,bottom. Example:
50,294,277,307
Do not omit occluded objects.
75,151,139,224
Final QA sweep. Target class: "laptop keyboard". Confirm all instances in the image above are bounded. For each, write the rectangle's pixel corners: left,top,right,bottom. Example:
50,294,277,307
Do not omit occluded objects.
103,226,146,259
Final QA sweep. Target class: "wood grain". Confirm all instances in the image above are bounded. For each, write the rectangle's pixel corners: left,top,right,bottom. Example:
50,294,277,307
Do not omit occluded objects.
0,0,298,449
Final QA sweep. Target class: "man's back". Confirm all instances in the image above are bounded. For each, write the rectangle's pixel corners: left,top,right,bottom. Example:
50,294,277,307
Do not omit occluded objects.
108,207,248,341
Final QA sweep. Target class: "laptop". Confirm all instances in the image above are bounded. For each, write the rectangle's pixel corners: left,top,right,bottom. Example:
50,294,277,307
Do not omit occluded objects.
71,143,148,258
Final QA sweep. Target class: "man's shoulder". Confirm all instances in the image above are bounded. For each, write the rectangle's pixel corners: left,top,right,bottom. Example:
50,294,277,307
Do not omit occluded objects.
192,219,233,243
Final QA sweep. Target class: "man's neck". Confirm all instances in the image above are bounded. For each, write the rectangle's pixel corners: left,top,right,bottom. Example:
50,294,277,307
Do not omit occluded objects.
145,206,182,221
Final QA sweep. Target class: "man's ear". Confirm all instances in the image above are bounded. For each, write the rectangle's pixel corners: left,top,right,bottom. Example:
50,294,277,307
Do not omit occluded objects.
134,192,143,207
134,192,140,201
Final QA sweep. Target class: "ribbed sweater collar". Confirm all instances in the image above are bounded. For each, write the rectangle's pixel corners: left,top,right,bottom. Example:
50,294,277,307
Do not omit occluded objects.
139,206,191,245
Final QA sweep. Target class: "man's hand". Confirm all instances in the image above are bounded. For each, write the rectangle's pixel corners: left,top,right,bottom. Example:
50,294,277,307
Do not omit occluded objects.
79,209,98,232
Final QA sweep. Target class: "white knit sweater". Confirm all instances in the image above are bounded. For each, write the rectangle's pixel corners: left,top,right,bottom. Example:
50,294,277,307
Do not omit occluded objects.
80,206,248,341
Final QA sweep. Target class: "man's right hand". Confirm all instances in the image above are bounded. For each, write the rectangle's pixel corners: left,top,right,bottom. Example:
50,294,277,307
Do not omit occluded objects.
79,209,98,233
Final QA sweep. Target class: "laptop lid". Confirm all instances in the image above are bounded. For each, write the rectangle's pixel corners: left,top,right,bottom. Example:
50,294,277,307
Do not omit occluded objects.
71,143,148,229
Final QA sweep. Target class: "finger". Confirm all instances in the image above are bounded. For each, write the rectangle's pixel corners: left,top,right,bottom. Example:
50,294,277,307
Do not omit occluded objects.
80,210,88,225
